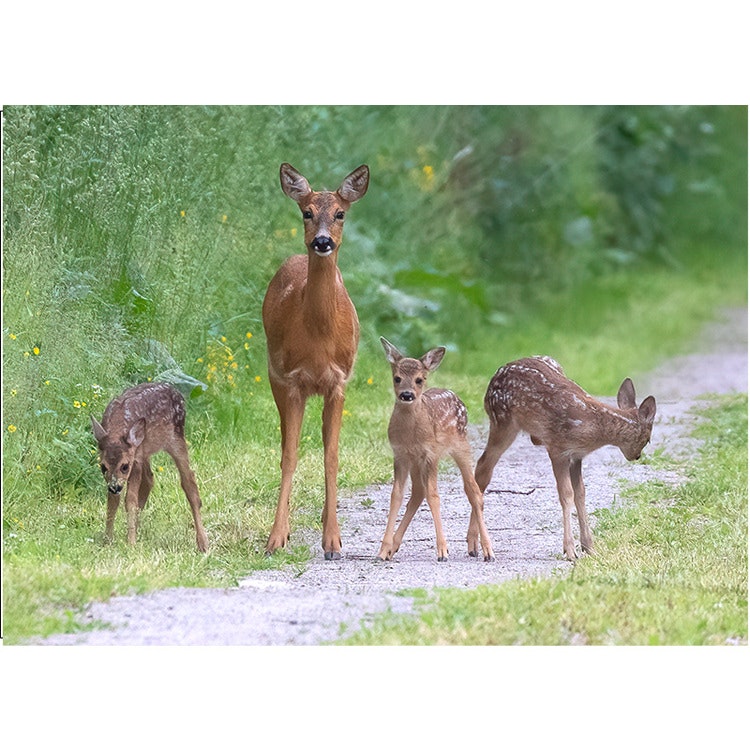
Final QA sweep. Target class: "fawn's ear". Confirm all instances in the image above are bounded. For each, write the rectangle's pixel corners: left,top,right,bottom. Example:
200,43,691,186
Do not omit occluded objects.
639,395,657,425
127,419,146,449
280,163,312,202
337,165,369,204
380,337,403,365
617,378,637,409
421,347,446,372
90,415,107,444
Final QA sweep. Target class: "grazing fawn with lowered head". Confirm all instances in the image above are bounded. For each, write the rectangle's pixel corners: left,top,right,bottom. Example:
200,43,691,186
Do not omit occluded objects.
91,382,208,552
474,356,656,560
262,163,369,559
378,337,495,562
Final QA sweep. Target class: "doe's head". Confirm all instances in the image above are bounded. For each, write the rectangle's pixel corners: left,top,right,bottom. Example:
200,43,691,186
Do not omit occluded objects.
280,163,369,258
616,378,657,461
380,337,446,405
90,415,145,495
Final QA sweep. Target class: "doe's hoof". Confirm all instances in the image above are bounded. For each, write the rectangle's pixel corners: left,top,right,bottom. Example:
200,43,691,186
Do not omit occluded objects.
324,551,342,561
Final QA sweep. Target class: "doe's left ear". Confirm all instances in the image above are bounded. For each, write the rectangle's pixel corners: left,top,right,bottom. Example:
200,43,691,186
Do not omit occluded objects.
337,165,369,203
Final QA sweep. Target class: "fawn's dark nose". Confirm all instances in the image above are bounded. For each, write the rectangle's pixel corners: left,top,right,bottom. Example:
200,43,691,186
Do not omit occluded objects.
108,481,123,495
311,236,336,255
399,392,415,403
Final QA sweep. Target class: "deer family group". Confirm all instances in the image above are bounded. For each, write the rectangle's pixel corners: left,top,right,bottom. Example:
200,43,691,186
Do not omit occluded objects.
92,164,657,564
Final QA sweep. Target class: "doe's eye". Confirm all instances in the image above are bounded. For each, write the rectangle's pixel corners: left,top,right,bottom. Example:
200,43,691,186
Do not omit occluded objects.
394,377,402,384
335,211,345,221
416,378,423,385
302,210,313,220
120,463,130,473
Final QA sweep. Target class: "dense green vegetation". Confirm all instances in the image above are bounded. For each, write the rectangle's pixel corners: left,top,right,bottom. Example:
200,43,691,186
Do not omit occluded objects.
2,105,747,642
346,394,748,645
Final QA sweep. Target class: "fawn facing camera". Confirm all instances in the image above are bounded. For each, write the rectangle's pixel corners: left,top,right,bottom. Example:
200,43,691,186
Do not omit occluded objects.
91,382,208,552
378,337,495,562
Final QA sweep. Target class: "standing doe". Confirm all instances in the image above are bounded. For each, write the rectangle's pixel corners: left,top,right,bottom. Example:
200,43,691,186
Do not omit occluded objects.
474,356,656,560
262,163,369,559
91,382,208,552
377,337,495,562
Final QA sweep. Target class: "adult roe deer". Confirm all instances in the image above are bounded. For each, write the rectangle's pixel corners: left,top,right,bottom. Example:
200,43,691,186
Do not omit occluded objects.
262,163,369,559
377,337,495,562
90,382,208,552
474,356,656,560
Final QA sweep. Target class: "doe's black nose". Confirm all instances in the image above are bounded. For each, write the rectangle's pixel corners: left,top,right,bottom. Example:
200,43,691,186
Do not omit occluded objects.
399,392,415,402
311,236,336,254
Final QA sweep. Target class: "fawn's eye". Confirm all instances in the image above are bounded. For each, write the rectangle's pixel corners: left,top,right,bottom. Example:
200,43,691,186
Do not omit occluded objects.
394,376,402,384
302,210,313,220
100,464,107,475
120,463,130,473
335,210,345,221
416,378,424,385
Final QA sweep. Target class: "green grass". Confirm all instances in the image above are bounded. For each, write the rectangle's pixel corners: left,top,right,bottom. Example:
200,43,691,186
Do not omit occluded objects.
344,394,748,645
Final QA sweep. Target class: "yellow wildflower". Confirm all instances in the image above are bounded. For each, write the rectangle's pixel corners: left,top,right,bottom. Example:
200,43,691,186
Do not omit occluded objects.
32,346,40,356
255,375,262,383
222,214,228,223
9,333,17,340
7,424,17,433
73,401,81,408
246,332,253,339
367,377,374,385
180,210,186,218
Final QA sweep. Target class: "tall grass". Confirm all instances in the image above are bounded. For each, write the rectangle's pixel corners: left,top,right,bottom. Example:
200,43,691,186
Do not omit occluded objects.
2,105,747,642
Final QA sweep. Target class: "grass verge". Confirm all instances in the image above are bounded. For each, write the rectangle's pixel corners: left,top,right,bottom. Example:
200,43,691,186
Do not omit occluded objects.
343,394,748,645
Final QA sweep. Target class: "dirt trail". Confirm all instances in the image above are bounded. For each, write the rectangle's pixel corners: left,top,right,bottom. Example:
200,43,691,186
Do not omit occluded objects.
37,308,747,645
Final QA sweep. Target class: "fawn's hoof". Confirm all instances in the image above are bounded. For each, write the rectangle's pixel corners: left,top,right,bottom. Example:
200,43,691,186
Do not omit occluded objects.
437,555,448,562
324,550,342,561
468,550,478,558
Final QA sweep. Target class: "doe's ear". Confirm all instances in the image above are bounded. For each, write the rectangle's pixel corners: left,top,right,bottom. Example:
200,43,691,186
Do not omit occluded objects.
380,337,403,366
337,165,369,204
90,415,107,444
421,347,446,372
127,419,146,449
639,395,657,425
617,378,637,409
280,163,312,202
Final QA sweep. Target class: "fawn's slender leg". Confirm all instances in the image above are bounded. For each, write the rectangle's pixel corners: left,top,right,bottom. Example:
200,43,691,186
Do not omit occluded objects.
105,492,120,542
391,469,426,557
549,453,577,560
570,458,593,554
125,463,143,546
321,389,345,559
138,458,154,510
474,421,518,493
378,458,409,560
266,379,305,554
168,441,209,553
453,446,495,561
422,467,448,561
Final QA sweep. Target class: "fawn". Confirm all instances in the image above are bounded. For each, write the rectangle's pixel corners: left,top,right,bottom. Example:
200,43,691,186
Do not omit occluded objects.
474,356,656,560
377,337,495,562
262,163,369,560
91,382,208,552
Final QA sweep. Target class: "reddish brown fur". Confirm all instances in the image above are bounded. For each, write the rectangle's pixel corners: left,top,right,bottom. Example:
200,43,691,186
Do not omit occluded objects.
91,382,208,552
262,163,369,559
377,338,495,562
475,356,657,560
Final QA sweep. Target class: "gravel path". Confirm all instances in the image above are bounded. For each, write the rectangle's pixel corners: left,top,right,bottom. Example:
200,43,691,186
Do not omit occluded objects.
37,308,747,645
